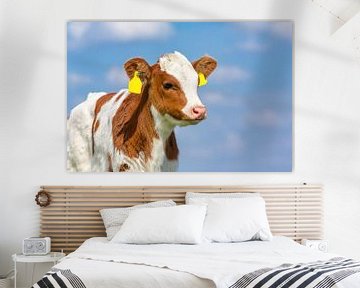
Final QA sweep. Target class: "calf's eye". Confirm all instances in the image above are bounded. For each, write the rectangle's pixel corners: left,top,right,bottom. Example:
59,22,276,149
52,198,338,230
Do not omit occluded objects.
163,82,174,90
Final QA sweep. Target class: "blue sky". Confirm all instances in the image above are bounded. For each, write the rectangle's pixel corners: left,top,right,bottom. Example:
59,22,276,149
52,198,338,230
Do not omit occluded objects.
67,21,292,172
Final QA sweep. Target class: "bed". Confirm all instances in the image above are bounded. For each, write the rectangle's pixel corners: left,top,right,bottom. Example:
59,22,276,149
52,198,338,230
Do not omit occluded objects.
33,236,360,288
33,185,360,288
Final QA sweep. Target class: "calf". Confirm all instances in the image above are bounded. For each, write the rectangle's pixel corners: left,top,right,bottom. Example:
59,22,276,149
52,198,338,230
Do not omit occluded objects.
67,51,217,172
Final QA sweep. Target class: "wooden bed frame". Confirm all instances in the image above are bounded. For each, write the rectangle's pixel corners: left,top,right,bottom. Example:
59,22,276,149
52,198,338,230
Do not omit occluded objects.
39,184,323,253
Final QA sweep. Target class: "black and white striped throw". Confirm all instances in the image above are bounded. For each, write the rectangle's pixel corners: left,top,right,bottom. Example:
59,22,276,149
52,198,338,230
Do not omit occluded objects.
32,268,86,288
31,257,360,288
229,257,360,288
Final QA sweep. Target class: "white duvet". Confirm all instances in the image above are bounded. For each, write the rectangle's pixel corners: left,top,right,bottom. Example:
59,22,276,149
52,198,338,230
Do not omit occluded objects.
53,237,360,288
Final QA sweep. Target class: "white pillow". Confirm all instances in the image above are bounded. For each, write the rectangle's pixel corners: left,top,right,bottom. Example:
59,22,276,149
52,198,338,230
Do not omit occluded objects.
100,200,176,240
186,192,259,204
202,197,272,243
111,205,207,244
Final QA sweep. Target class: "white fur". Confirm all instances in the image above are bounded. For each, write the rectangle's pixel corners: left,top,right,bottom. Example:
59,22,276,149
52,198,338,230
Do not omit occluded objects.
150,106,179,172
159,51,204,118
67,92,107,172
91,90,129,172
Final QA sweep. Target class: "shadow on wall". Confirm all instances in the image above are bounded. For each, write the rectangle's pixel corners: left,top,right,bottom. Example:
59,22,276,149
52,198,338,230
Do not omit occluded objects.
0,1,63,284
0,1,61,133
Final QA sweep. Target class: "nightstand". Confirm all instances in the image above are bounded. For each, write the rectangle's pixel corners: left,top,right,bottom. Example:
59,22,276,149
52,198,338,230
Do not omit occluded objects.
301,239,328,252
12,252,65,288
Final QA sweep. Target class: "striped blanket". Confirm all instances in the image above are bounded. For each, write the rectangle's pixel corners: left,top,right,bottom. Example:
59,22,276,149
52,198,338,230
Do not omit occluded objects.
32,268,86,288
33,258,360,288
230,258,360,288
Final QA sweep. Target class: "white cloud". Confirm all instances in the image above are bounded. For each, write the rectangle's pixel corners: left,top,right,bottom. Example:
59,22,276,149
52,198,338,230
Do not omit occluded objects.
224,132,245,152
270,22,293,39
211,65,251,83
106,66,128,86
238,22,293,40
202,91,244,109
203,91,225,104
237,39,267,52
101,22,172,41
241,22,269,33
68,72,91,85
68,22,173,47
68,22,91,40
247,108,280,127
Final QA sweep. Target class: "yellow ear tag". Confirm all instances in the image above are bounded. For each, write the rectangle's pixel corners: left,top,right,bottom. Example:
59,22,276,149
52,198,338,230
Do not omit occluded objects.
128,71,143,94
198,72,207,87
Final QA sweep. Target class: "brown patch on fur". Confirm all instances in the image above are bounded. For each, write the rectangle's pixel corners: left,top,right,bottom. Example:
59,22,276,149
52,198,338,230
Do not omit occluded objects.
91,93,116,154
112,86,158,161
165,132,179,160
119,163,130,172
107,154,113,172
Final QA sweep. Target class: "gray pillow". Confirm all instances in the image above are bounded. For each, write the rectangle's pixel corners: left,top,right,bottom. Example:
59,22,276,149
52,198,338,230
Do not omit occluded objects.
100,200,176,240
186,192,260,204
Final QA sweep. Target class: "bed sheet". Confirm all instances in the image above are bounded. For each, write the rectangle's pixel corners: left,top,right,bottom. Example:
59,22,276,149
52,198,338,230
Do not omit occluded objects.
48,237,360,288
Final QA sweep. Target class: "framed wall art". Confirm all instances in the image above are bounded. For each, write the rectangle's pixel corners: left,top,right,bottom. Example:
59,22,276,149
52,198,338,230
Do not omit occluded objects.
67,21,293,172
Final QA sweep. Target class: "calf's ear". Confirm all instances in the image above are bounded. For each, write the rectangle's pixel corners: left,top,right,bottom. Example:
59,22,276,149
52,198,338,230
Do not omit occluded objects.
124,58,151,80
192,56,217,78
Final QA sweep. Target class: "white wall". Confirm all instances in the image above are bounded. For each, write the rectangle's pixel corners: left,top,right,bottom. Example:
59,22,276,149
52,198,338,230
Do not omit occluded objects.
1,0,360,286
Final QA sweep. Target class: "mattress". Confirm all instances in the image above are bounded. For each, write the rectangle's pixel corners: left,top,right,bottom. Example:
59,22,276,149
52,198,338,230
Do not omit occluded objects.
34,236,360,288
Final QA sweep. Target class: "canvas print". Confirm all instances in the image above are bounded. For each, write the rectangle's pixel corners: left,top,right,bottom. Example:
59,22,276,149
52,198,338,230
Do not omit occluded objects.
67,21,292,172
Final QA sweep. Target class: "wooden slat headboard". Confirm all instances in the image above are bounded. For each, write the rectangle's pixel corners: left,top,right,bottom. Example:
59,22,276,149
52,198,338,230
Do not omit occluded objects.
39,184,323,253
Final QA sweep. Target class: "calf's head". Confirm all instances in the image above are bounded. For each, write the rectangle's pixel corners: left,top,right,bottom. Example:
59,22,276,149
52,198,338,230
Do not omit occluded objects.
124,51,217,126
